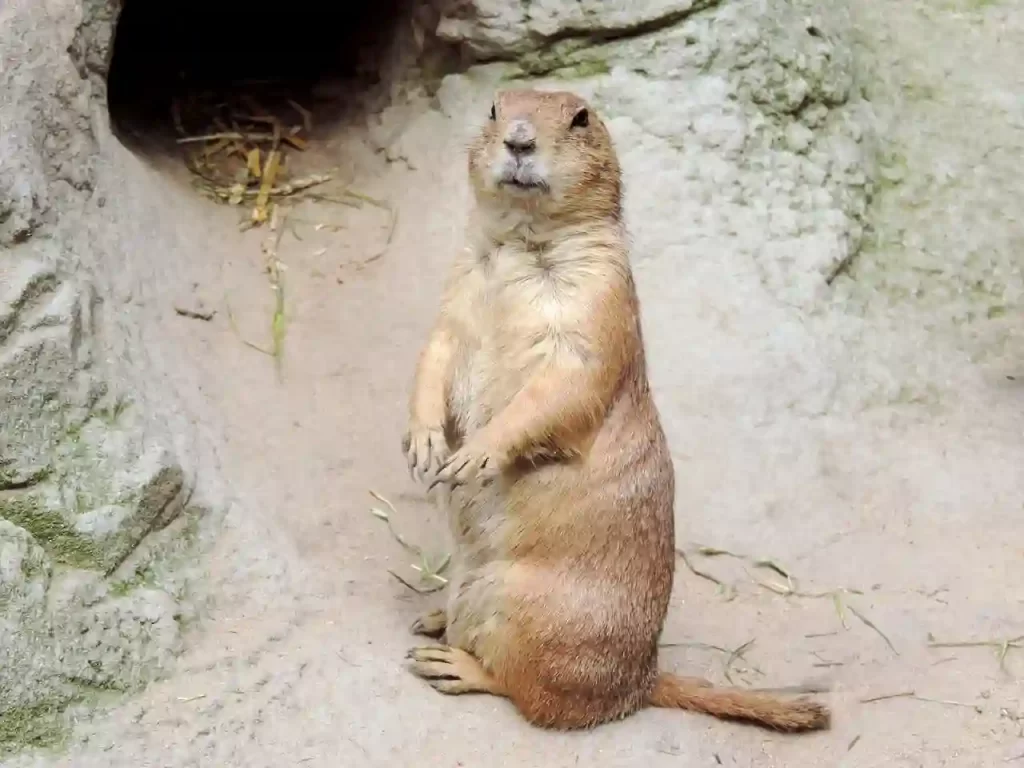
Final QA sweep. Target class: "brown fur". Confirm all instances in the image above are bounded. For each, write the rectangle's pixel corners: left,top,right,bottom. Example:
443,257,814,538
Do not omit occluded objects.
401,88,830,733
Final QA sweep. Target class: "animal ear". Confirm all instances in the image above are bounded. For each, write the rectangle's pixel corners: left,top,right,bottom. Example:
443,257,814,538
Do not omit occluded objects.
570,108,589,129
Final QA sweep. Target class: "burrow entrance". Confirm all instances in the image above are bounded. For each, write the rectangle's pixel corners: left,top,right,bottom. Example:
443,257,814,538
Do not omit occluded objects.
105,0,461,210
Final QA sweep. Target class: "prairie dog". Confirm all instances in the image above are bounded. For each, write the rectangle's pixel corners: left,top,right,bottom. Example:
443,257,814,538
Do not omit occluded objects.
401,89,830,732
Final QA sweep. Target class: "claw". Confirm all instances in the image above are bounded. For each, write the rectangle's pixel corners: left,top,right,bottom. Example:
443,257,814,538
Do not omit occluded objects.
407,644,450,661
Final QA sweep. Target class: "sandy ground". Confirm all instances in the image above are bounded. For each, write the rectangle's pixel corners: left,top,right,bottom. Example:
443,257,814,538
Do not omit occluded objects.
8,1,1024,766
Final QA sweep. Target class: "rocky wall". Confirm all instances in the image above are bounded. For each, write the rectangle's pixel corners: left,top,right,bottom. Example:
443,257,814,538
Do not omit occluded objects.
433,0,877,309
0,0,217,748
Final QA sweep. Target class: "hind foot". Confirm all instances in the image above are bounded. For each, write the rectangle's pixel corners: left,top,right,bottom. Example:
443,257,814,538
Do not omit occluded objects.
410,609,447,638
407,644,504,696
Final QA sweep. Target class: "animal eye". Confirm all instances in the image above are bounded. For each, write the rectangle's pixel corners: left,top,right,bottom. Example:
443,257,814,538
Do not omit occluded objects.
570,108,589,129
489,104,496,121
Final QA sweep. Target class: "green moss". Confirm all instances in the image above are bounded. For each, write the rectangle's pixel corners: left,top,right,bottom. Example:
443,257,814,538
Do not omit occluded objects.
0,702,70,756
563,59,611,78
877,151,908,191
108,508,205,598
504,39,612,80
95,397,131,426
0,465,53,491
0,683,124,757
17,543,50,584
66,675,129,697
63,421,84,441
0,496,102,569
108,565,156,597
181,510,202,545
900,81,938,101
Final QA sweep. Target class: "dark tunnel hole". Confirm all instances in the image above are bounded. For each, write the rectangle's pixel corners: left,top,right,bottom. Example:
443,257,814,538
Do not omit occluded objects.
106,0,458,153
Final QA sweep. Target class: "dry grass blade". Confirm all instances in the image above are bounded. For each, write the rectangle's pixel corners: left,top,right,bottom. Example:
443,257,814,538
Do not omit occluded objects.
261,207,288,377
753,559,794,590
368,490,422,557
203,137,234,158
860,690,915,704
684,542,864,611
810,650,842,668
388,569,445,594
174,305,215,322
676,548,726,587
369,490,451,593
833,591,850,629
410,560,450,586
826,253,855,285
928,634,1024,648
224,294,273,356
253,150,282,224
911,695,982,711
246,148,262,179
723,638,756,684
303,192,365,209
358,205,400,268
928,633,1024,675
751,573,794,595
342,189,390,209
750,680,832,695
211,174,332,201
998,640,1018,675
659,640,732,653
270,281,286,373
288,99,313,132
283,132,308,151
696,546,743,558
177,131,276,144
848,604,898,656
753,559,790,578
171,98,185,135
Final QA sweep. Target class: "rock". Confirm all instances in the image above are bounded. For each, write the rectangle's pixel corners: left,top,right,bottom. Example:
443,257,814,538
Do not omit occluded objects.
0,522,61,715
437,0,719,59
436,0,877,307
784,121,816,153
0,0,212,743
0,253,190,572
0,520,184,721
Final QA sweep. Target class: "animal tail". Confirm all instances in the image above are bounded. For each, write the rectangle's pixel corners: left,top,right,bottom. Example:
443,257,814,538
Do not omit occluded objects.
647,673,831,732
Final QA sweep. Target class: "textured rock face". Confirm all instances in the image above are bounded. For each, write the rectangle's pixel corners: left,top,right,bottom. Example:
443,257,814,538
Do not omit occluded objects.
437,0,718,58
435,0,876,309
0,0,211,743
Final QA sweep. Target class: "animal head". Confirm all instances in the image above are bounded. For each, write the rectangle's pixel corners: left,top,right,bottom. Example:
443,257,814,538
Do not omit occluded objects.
468,89,622,223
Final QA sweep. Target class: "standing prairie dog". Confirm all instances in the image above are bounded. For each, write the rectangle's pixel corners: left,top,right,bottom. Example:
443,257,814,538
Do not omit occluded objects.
401,88,830,732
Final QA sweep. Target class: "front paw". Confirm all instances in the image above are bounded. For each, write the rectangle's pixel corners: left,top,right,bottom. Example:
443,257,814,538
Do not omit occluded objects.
402,424,449,481
411,608,448,638
428,438,503,490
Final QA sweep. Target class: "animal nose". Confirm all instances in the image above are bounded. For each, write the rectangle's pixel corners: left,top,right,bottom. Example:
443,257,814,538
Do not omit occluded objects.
504,137,536,155
503,120,536,155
